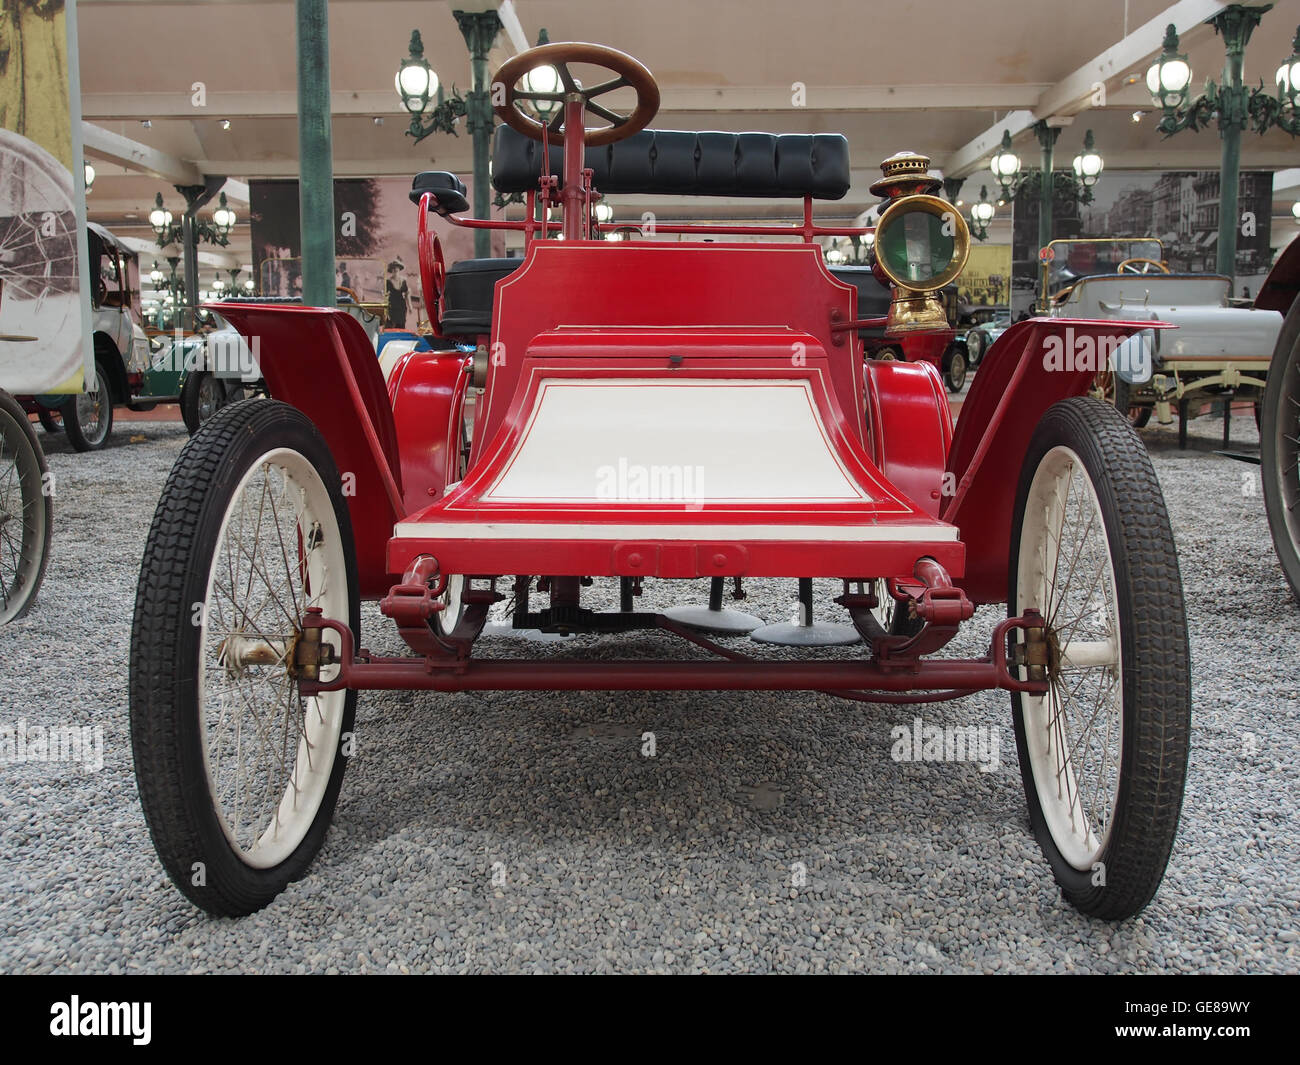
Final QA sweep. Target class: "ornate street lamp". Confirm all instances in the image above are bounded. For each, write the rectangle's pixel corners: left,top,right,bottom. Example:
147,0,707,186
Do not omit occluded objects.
211,273,227,296
1145,9,1300,278
1071,129,1104,190
593,202,613,227
150,191,235,248
211,192,237,239
1145,24,1193,114
396,13,501,257
83,162,95,195
149,261,165,287
989,131,1021,200
519,28,562,122
969,185,996,241
396,29,466,131
988,125,1102,260
149,194,175,242
1277,29,1300,123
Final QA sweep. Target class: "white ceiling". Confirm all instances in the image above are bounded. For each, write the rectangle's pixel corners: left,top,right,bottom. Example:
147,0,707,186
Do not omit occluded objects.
78,0,1300,265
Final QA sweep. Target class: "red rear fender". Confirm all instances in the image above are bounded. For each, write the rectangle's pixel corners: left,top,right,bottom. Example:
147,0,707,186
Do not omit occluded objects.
212,304,404,598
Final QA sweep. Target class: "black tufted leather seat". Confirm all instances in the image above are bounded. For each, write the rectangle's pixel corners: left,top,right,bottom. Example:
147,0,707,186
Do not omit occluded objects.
491,125,851,200
440,258,522,336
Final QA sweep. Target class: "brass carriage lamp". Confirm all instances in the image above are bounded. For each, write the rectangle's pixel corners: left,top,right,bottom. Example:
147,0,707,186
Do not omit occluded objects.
1146,24,1193,113
870,152,970,334
1071,130,1103,189
211,193,237,238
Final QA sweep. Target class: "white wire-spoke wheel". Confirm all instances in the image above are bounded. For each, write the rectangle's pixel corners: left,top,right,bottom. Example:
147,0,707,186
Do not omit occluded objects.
0,389,52,624
130,400,358,916
1009,397,1190,920
1261,296,1300,602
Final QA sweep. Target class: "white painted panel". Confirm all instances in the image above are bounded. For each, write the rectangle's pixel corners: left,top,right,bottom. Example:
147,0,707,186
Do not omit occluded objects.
486,379,868,504
394,522,956,542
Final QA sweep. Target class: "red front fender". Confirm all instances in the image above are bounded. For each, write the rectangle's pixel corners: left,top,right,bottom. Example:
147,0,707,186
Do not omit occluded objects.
943,317,1171,604
214,304,404,598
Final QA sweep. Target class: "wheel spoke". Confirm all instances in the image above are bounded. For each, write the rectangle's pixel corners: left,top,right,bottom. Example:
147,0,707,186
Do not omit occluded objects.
197,444,349,868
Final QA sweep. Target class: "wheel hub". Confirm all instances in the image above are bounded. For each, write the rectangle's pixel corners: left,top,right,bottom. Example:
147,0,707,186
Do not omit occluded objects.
217,632,293,673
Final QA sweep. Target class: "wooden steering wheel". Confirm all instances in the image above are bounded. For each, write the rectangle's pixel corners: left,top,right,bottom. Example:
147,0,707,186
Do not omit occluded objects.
1117,258,1170,275
493,42,659,147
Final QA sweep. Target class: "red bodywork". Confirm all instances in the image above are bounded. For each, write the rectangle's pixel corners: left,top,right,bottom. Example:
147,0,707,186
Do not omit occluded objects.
214,116,1160,697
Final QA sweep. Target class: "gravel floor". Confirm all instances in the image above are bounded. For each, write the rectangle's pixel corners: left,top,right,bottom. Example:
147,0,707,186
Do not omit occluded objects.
1,408,1297,974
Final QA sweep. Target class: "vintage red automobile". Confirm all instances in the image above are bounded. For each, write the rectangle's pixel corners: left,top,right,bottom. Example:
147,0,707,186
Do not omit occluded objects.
130,42,1191,920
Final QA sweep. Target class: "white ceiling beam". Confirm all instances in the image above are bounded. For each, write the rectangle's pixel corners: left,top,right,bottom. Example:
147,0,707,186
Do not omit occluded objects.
943,110,1036,181
82,83,1057,121
1033,0,1229,120
944,0,1231,179
81,121,205,185
495,0,531,54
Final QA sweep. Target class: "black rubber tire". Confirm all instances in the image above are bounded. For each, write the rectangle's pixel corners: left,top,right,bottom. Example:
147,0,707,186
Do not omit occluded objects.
1009,397,1190,920
0,389,53,623
942,347,966,393
179,371,228,436
1262,296,1300,602
63,356,114,452
130,400,359,916
1112,377,1152,429
36,407,61,433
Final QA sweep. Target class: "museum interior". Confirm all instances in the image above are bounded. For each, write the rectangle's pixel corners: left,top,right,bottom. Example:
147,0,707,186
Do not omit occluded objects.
1,0,1299,980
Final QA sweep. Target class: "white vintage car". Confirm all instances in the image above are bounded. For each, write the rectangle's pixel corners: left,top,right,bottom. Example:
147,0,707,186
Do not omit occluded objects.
1045,244,1282,447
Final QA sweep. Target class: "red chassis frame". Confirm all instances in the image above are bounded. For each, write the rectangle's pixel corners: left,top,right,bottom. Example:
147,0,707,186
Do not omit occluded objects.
214,147,1162,703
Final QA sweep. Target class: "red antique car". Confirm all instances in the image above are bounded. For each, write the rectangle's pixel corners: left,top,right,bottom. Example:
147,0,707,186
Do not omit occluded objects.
130,42,1190,920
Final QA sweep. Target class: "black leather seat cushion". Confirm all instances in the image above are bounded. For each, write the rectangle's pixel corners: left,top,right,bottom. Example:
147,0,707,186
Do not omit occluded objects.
441,257,523,335
491,125,850,200
410,171,470,215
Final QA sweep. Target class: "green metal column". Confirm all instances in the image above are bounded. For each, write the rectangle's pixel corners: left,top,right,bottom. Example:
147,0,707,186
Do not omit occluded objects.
175,180,223,325
1211,6,1266,281
1034,121,1059,256
455,9,502,258
296,0,336,308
